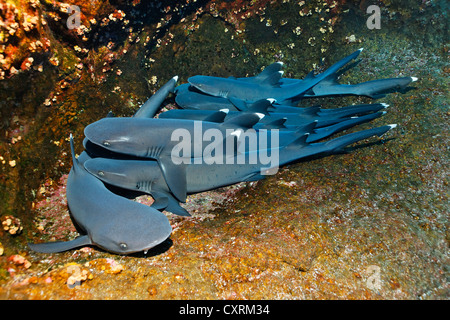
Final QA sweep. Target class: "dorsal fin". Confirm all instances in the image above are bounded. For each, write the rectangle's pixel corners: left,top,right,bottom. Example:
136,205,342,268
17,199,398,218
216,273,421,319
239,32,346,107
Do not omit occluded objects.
221,113,264,129
262,71,283,86
287,133,310,148
246,99,273,114
203,109,229,123
288,122,318,140
295,121,317,135
300,105,321,116
305,70,315,80
256,62,284,79
259,118,287,129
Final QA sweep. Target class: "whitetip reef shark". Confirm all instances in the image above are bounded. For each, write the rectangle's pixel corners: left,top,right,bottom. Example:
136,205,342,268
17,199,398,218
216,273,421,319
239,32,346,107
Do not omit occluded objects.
28,135,172,254
175,48,416,110
84,124,397,216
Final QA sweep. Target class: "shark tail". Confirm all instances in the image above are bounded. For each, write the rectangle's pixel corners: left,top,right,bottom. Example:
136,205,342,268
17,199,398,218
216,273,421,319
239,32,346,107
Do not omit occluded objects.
319,48,363,79
28,235,92,253
283,124,395,164
134,76,178,118
318,103,388,118
352,77,416,99
307,111,386,143
322,124,396,153
281,49,364,99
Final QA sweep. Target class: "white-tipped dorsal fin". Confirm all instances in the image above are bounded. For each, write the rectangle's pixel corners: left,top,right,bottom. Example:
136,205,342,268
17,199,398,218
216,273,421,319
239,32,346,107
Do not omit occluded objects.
230,129,242,139
255,113,265,119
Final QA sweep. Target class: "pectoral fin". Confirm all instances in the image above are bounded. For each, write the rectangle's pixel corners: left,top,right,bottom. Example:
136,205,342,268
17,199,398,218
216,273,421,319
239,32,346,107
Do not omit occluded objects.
227,97,247,111
28,235,92,253
150,196,169,210
151,190,191,216
158,156,187,203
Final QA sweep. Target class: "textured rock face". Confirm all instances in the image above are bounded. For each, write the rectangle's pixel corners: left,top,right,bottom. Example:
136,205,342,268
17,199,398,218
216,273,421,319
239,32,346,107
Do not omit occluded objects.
0,0,448,299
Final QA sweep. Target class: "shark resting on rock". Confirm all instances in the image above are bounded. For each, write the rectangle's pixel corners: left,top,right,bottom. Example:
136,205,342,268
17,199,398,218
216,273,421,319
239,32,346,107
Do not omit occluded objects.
28,48,413,255
28,135,172,254
83,124,396,217
174,48,416,110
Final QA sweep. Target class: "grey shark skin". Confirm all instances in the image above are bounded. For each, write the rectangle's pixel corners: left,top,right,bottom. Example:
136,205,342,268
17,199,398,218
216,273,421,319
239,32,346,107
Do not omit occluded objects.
28,136,172,255
187,49,363,102
309,76,417,99
175,83,241,111
158,108,387,143
84,115,265,202
84,124,396,215
160,102,387,121
175,90,297,113
134,76,178,118
174,84,392,117
158,103,388,129
175,52,416,111
81,76,179,157
174,79,407,110
237,63,416,100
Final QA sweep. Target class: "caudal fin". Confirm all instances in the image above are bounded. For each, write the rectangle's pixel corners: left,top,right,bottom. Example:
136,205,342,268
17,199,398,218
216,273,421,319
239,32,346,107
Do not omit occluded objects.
134,75,178,118
29,235,92,253
284,49,364,99
307,112,385,142
318,103,387,118
282,124,396,164
323,124,396,153
353,77,416,99
317,48,363,80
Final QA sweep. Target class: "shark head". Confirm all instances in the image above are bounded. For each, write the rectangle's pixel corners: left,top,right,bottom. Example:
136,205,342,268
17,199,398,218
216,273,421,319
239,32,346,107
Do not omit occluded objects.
84,117,160,158
89,203,172,255
84,158,163,194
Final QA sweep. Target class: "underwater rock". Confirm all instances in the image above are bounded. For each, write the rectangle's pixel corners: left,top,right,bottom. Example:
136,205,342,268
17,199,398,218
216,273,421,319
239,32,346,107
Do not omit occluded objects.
0,0,448,301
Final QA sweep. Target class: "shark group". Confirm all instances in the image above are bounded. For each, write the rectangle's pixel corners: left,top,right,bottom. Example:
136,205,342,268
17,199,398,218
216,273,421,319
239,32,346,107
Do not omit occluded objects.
29,49,416,255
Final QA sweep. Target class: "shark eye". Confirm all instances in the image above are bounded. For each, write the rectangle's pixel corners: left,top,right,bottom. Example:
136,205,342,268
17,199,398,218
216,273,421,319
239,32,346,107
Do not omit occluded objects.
103,141,110,146
98,171,104,176
119,243,128,250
